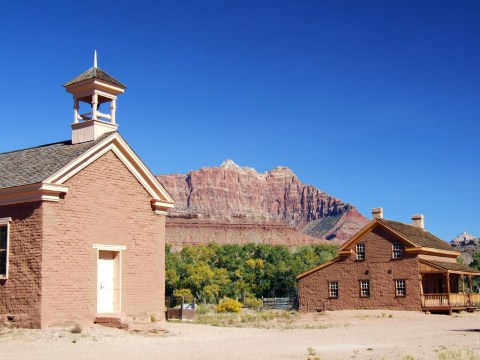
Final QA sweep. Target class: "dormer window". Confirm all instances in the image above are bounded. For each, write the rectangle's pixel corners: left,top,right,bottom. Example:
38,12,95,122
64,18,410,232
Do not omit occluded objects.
356,243,365,260
392,241,403,259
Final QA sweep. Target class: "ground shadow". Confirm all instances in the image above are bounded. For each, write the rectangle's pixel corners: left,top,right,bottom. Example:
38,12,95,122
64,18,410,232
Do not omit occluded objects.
451,329,480,333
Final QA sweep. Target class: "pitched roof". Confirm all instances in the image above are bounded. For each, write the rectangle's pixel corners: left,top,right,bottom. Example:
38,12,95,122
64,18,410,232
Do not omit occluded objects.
378,219,456,252
63,67,126,89
422,259,480,274
0,135,109,189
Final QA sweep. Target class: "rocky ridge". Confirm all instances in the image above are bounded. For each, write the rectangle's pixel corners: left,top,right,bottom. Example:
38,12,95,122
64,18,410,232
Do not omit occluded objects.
157,160,368,249
450,232,480,264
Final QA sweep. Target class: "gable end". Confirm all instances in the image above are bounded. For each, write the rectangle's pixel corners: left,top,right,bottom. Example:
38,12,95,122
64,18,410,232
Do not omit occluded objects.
44,133,174,214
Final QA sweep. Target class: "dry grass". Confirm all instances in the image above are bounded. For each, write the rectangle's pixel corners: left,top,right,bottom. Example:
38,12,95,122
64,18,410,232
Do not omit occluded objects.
192,308,335,330
194,309,294,328
436,349,480,360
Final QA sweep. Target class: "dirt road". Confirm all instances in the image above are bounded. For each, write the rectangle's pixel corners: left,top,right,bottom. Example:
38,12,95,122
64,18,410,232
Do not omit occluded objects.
1,310,479,359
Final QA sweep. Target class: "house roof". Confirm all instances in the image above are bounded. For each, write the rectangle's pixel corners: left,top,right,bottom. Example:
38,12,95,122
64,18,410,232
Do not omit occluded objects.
0,132,175,212
0,135,109,190
421,259,480,275
378,219,456,252
63,67,127,89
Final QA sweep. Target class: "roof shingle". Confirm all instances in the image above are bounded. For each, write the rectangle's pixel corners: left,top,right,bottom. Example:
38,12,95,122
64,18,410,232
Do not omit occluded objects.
0,135,110,189
63,67,126,89
379,219,457,252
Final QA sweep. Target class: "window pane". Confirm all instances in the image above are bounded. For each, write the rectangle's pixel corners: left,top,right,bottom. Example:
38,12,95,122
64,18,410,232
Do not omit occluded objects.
396,280,406,296
361,281,370,296
329,282,338,297
392,242,403,258
0,226,6,250
0,251,6,276
356,243,365,260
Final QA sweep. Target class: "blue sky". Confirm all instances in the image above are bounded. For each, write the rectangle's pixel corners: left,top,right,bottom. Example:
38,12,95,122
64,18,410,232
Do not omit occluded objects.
0,1,479,241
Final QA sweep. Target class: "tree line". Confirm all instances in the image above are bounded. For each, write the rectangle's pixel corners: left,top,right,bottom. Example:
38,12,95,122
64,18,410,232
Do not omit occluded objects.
166,242,337,304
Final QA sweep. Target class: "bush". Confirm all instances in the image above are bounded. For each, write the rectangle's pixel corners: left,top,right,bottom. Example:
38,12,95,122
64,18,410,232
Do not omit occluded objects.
243,296,262,309
216,297,242,313
173,288,193,299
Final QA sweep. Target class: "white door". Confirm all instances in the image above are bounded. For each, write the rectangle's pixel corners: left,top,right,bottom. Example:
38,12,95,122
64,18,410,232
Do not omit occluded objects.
97,251,115,313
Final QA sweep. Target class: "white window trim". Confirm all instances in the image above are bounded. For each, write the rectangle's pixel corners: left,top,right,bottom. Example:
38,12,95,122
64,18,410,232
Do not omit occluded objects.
0,217,12,280
92,244,126,251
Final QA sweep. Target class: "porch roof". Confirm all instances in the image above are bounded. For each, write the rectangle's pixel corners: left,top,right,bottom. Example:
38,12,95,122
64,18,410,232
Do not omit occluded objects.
421,259,480,275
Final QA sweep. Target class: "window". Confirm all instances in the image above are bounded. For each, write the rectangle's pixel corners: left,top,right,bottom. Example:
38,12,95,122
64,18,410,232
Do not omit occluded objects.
395,280,406,296
392,241,403,259
360,280,370,297
356,243,365,260
329,282,338,298
0,218,11,279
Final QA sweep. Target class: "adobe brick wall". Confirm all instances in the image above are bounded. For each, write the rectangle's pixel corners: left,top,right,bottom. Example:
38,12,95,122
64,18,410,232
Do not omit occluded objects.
0,202,43,328
298,227,422,312
41,150,165,327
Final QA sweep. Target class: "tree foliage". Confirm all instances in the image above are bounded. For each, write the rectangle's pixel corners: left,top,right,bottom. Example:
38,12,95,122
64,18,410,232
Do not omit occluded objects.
470,250,480,271
166,242,337,303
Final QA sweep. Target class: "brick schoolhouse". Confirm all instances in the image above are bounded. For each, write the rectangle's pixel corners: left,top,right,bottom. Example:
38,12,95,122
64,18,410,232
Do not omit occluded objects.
0,56,174,328
297,208,480,314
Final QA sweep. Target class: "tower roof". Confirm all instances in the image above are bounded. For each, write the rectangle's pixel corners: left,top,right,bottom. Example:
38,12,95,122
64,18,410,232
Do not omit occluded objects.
63,66,127,89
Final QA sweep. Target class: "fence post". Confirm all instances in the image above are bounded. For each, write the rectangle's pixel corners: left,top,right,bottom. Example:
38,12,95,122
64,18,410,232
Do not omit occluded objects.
180,296,184,320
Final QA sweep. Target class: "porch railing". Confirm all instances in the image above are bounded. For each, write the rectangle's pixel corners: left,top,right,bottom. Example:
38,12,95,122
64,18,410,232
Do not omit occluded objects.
421,293,480,308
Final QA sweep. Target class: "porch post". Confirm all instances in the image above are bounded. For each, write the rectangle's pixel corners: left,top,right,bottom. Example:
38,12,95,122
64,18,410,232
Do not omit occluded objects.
446,272,451,312
419,274,424,308
469,275,473,306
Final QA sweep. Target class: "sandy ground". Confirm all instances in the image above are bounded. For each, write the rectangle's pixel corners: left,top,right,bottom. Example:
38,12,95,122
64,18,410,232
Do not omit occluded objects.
1,310,479,360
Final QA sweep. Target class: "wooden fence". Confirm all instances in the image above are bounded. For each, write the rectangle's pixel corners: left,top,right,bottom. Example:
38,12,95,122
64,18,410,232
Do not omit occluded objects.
262,297,296,310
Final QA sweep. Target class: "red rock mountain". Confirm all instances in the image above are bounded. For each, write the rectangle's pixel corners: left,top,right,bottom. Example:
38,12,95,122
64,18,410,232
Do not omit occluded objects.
157,160,368,249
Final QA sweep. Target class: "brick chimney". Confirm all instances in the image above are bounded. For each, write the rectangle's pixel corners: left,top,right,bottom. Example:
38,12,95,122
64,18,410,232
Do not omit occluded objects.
372,207,383,219
411,214,424,229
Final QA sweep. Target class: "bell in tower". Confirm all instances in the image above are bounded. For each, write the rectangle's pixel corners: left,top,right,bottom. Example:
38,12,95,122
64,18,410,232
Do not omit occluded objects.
64,51,127,144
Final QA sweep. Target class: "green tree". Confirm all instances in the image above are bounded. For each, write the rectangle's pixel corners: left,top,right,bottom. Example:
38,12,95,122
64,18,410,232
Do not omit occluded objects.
165,242,338,303
470,250,480,270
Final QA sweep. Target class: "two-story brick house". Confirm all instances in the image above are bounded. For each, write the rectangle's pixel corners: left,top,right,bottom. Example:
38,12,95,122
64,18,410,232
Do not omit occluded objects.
297,208,480,314
0,57,174,328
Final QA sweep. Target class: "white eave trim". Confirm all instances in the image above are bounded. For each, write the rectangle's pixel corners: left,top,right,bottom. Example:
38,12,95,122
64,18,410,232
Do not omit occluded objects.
151,199,175,215
0,183,69,206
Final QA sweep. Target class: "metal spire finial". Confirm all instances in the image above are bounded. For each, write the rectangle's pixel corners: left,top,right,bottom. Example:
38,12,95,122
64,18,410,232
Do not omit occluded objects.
94,50,97,68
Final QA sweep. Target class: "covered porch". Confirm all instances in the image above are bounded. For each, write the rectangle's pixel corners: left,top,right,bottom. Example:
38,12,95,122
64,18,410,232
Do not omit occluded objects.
419,259,480,314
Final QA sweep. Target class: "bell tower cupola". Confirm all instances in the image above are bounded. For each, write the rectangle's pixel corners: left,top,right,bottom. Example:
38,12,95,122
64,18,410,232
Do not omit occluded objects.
64,51,127,144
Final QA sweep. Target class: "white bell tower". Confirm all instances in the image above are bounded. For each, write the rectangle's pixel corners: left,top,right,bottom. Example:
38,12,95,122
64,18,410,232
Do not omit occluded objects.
64,51,127,144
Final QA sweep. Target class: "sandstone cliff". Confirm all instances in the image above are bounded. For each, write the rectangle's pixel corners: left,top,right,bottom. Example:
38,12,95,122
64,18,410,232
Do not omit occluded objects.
157,160,369,249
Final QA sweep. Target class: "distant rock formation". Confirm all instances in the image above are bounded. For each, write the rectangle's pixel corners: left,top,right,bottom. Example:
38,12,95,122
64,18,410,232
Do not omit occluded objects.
157,160,368,249
450,232,480,264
